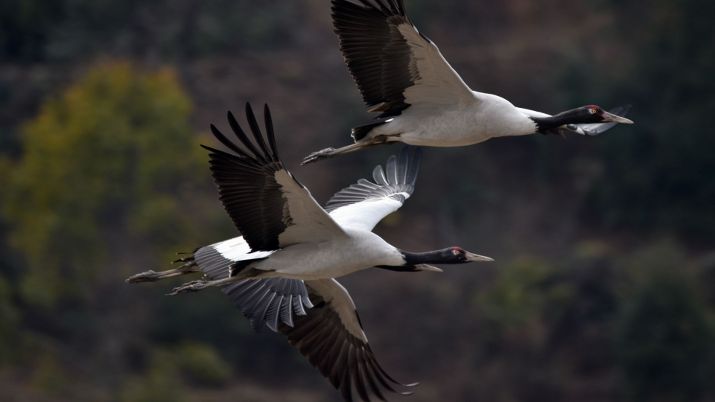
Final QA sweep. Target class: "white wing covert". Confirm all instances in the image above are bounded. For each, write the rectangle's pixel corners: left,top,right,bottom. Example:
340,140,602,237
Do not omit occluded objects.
326,147,421,232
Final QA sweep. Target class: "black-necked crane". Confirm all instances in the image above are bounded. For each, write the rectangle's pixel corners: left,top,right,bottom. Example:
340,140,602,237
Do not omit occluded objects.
127,103,493,402
302,0,634,164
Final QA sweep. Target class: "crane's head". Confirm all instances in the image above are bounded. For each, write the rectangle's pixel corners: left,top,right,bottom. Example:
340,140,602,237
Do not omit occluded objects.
439,247,494,264
532,105,634,133
577,105,634,124
389,247,494,273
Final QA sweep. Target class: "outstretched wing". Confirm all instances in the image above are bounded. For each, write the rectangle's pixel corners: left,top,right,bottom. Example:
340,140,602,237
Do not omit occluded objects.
203,103,346,251
569,105,633,136
326,147,421,232
280,279,416,402
332,0,474,121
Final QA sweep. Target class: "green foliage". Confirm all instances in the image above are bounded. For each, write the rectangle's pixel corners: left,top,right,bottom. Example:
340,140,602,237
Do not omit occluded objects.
2,62,203,307
0,277,20,365
617,269,714,401
121,349,186,402
174,342,233,387
478,257,556,333
121,343,231,402
469,243,715,401
29,350,70,397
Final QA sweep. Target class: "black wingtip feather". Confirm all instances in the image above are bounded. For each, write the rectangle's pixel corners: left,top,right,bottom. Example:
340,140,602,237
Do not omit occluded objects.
227,109,265,163
200,144,240,161
210,123,245,155
372,0,391,15
361,361,387,401
205,104,280,167
263,104,280,160
353,356,370,402
245,103,273,163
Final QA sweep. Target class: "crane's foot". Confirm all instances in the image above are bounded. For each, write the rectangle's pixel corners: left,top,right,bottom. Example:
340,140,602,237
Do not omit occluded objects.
126,263,198,284
301,147,336,165
168,280,210,295
167,275,240,295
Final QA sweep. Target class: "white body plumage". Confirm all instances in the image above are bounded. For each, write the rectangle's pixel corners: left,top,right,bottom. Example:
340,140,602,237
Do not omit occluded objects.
377,92,539,147
253,228,404,280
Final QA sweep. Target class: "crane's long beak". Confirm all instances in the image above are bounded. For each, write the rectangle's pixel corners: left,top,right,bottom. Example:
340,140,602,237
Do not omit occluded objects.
602,111,634,124
466,252,494,262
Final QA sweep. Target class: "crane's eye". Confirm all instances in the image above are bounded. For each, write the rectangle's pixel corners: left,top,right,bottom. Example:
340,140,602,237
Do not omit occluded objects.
452,248,461,256
588,108,598,114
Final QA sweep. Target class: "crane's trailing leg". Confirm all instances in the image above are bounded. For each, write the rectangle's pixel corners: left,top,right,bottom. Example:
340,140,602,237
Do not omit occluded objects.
168,265,271,295
125,257,199,284
168,276,241,295
302,142,369,165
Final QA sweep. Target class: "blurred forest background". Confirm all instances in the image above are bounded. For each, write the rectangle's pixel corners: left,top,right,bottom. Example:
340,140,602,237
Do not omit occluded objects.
1,0,714,401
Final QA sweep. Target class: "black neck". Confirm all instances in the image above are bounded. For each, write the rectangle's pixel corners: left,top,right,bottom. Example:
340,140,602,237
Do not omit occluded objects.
531,108,596,133
375,248,465,272
404,250,441,265
402,249,458,265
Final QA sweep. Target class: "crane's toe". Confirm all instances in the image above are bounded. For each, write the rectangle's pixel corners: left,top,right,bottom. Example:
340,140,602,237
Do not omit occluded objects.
168,280,208,295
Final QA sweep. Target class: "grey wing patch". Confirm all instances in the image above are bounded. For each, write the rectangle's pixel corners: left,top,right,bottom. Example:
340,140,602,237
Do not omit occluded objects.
193,244,236,281
223,278,314,332
193,244,313,332
572,105,632,136
325,146,421,212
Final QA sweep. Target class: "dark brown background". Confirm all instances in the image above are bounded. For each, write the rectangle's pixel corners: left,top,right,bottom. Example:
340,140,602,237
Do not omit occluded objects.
1,1,713,401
